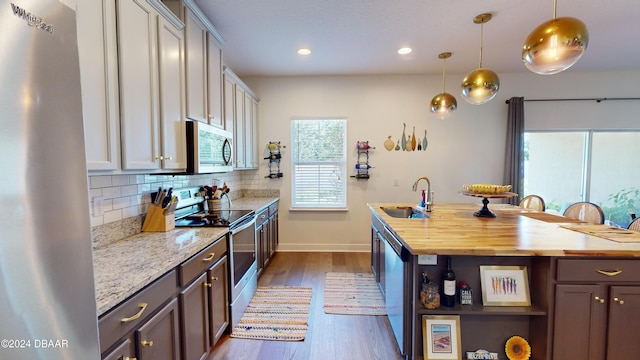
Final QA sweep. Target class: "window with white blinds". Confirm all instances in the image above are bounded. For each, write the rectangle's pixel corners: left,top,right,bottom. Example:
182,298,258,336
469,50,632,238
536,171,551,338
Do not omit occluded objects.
291,119,347,209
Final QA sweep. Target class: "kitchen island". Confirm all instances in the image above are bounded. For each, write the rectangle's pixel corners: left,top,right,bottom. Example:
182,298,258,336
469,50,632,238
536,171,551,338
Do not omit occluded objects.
368,203,640,360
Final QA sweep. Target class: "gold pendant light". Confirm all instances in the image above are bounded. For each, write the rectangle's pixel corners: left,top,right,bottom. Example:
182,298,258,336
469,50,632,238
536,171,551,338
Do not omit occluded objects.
461,13,500,105
430,52,457,119
522,0,589,75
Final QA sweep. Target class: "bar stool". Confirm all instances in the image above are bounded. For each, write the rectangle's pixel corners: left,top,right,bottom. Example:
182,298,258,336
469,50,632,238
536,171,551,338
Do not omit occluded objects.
562,202,605,224
519,195,545,211
628,217,640,231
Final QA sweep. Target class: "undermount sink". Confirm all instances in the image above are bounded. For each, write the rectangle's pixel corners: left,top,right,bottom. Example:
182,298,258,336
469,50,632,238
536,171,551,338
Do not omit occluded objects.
381,206,429,219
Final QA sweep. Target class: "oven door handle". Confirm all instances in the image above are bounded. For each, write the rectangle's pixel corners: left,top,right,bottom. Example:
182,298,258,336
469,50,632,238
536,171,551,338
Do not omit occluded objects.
230,217,256,234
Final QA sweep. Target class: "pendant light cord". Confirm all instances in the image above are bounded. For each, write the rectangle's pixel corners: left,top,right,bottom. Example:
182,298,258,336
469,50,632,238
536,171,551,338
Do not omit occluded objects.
441,57,446,92
553,0,557,19
479,22,484,68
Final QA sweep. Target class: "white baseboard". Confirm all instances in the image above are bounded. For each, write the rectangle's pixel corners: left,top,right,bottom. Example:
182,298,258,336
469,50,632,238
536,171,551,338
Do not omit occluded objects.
275,243,370,252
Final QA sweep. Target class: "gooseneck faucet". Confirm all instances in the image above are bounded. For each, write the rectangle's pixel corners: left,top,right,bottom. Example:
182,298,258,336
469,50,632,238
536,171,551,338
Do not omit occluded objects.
412,176,433,212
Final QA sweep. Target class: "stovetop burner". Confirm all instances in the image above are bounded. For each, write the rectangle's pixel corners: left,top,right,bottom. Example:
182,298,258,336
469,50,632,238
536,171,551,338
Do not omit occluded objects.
175,209,253,228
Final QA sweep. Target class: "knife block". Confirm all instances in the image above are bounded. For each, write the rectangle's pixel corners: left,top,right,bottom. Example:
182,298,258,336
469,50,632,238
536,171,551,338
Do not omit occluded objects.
142,204,175,232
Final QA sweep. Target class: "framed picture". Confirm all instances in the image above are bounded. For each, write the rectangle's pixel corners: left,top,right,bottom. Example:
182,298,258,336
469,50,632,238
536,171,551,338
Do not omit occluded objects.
422,315,462,360
479,265,531,306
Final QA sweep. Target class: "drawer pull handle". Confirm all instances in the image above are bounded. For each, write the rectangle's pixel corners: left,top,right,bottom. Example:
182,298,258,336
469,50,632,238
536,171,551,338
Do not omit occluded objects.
596,269,622,277
204,282,212,288
202,253,216,262
594,296,605,304
120,303,148,323
614,297,625,305
141,340,153,347
212,276,219,281
124,358,137,360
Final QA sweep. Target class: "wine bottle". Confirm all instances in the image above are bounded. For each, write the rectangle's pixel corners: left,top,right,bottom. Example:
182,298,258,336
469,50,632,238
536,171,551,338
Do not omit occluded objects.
441,256,456,307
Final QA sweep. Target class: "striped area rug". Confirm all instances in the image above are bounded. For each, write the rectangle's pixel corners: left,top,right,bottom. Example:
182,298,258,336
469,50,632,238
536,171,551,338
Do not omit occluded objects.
323,272,386,315
230,286,312,341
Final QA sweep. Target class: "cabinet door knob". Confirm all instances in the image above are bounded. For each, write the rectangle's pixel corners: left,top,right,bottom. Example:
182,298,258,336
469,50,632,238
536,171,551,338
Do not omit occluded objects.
202,252,216,262
164,156,172,160
594,296,605,304
141,340,153,347
613,297,625,305
211,276,219,281
124,358,137,360
120,303,148,323
204,282,212,288
155,155,164,160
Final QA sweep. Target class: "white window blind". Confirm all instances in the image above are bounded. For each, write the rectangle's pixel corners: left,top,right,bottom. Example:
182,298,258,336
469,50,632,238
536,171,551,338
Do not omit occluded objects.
291,119,347,209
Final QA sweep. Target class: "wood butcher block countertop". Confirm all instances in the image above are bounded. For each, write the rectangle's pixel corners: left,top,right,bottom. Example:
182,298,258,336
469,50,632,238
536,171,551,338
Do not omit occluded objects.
368,203,640,257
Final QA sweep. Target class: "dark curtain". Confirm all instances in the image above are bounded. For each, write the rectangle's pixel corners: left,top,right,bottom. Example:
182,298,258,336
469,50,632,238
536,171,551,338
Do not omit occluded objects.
504,97,525,205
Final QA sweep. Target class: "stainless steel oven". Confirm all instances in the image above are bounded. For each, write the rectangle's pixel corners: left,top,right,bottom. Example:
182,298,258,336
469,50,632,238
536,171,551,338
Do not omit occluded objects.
171,186,258,330
227,212,258,330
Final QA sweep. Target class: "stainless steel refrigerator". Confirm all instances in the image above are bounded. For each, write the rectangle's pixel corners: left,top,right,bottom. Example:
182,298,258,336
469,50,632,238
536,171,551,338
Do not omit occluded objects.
0,1,101,359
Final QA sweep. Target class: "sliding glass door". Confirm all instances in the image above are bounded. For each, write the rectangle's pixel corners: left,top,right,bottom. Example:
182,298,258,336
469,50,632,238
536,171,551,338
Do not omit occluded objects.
524,130,640,227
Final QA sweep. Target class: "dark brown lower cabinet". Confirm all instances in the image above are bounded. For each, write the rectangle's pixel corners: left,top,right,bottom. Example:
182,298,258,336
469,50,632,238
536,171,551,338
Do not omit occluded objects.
268,209,278,260
136,298,180,360
179,235,229,360
208,255,229,346
553,259,640,360
554,284,640,359
102,338,134,360
99,270,178,360
257,202,279,277
180,273,210,360
606,286,640,359
553,284,607,359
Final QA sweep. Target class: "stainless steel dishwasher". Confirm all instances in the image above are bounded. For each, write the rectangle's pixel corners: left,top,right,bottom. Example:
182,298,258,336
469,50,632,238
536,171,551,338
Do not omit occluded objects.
381,225,411,357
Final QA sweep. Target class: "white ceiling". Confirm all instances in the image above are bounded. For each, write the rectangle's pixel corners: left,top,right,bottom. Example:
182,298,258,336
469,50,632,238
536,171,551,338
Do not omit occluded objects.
194,0,640,77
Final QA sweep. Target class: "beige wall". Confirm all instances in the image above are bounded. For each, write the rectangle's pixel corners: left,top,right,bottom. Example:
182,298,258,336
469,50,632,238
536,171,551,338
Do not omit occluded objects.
242,71,640,251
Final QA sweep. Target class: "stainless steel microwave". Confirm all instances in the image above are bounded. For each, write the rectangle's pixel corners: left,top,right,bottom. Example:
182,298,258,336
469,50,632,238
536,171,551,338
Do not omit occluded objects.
186,120,233,173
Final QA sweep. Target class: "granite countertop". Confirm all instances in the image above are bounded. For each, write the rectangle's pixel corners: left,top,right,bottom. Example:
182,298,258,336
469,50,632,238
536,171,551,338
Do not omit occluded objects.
368,202,640,257
94,197,279,316
93,227,227,315
228,197,278,211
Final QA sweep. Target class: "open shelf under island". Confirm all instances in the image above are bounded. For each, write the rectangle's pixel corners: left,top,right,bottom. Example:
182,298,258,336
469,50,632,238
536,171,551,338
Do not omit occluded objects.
368,202,640,360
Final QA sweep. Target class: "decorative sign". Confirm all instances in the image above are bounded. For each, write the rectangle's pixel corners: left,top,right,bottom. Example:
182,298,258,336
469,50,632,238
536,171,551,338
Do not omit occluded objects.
466,349,499,359
459,281,473,305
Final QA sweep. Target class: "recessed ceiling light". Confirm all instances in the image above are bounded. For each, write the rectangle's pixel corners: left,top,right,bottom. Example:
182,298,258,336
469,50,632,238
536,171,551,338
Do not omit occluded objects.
397,47,412,55
297,48,311,55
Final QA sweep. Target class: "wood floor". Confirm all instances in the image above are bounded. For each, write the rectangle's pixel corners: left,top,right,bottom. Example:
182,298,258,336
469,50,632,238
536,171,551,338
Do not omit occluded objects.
206,252,404,360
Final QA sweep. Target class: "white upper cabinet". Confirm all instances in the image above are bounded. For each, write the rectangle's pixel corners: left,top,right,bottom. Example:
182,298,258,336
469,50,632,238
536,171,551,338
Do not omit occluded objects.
77,0,120,171
244,92,256,168
184,7,207,123
117,0,186,170
157,14,187,170
234,83,246,169
224,67,259,170
207,34,224,128
223,72,236,133
184,1,225,128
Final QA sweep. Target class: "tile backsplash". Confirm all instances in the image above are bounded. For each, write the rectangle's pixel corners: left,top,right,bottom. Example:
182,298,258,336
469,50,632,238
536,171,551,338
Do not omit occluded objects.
88,170,277,248
88,172,243,227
